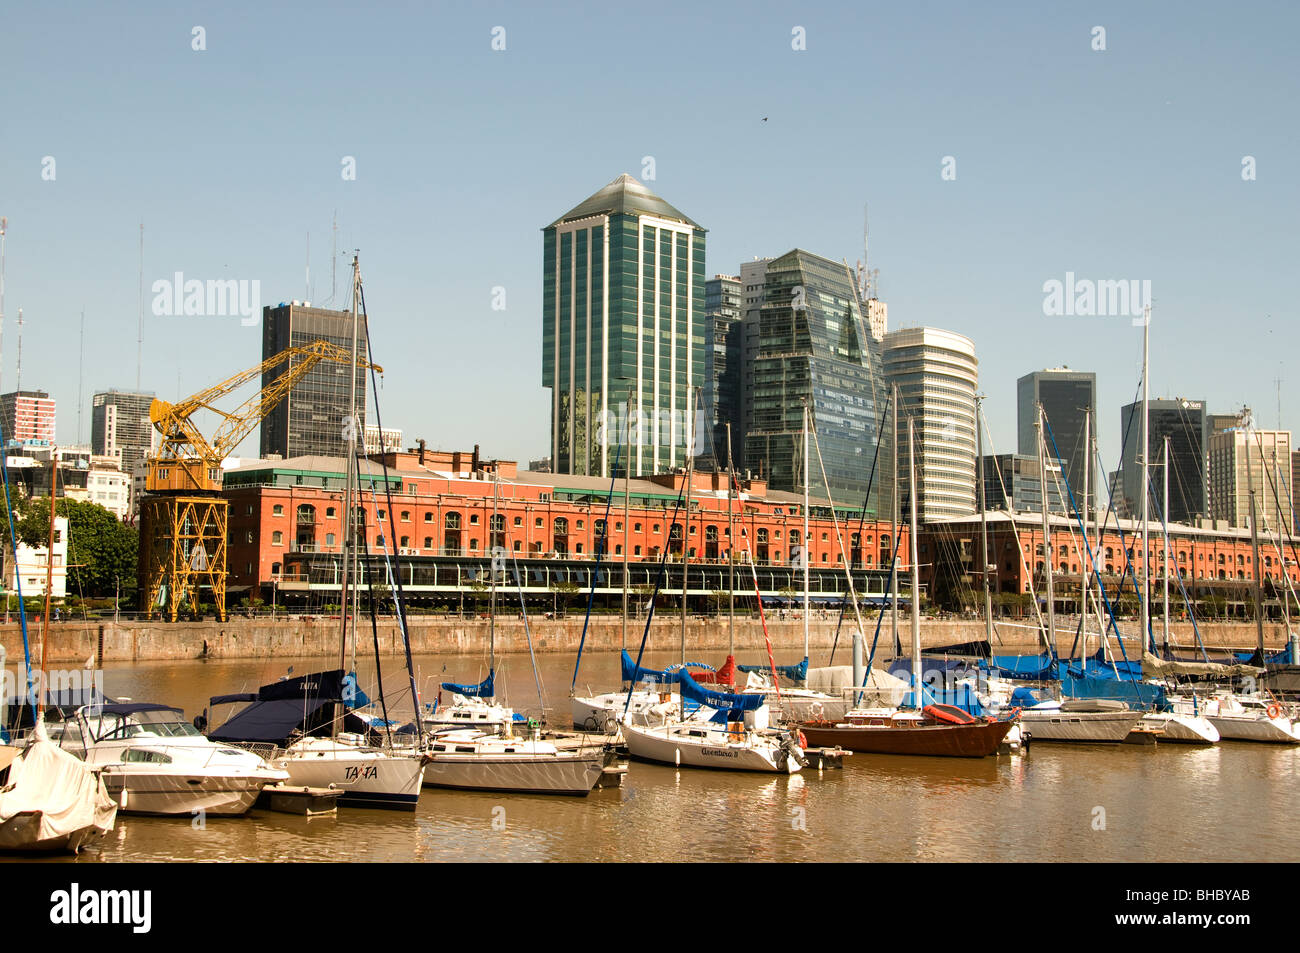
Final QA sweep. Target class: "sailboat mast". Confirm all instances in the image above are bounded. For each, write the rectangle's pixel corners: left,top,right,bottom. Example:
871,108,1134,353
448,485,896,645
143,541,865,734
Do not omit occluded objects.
623,397,631,651
1249,488,1266,664
803,400,810,661
1162,435,1171,655
726,421,734,656
490,470,498,676
1140,303,1151,654
908,418,921,707
36,452,57,723
1037,403,1055,657
338,255,360,673
1081,409,1090,668
976,395,993,647
680,389,697,667
891,383,900,651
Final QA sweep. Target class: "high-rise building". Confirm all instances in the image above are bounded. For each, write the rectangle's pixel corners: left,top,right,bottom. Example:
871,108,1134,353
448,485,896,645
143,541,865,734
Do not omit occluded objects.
0,390,55,447
1207,426,1293,532
1118,397,1208,524
742,249,891,510
736,257,772,468
542,174,706,477
91,389,155,477
702,274,742,469
1017,368,1096,512
981,453,1066,514
883,327,978,522
260,302,369,459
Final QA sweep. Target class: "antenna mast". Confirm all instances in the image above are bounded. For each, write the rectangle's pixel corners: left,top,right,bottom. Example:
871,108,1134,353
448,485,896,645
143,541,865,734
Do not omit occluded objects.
136,223,144,391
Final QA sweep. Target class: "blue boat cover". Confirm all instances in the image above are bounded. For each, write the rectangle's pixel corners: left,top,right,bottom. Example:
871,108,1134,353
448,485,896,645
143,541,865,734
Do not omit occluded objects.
678,670,764,714
991,654,1057,680
737,657,809,682
208,669,345,745
1009,687,1042,707
620,650,715,685
442,671,494,698
1061,674,1167,709
343,671,372,709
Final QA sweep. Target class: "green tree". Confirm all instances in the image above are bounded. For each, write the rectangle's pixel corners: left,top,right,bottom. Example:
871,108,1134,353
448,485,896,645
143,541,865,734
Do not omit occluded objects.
10,498,138,598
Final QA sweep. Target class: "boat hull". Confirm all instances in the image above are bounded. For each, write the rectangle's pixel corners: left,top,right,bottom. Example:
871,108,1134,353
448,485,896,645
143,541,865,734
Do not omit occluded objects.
421,753,604,795
1141,713,1219,744
571,691,677,731
98,769,272,816
799,719,1013,758
278,742,426,811
1206,715,1300,744
1019,710,1143,744
622,723,801,773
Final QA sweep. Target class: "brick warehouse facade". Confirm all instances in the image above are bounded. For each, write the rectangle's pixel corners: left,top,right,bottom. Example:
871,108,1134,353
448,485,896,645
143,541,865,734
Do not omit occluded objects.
222,448,907,607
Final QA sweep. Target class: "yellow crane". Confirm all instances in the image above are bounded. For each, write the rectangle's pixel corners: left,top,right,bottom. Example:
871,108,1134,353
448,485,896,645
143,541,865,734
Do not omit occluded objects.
139,339,382,621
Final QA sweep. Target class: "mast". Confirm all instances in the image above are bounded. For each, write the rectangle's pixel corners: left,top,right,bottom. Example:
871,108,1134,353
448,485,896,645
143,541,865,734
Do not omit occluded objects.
802,400,810,662
1162,435,1171,655
680,389,697,666
726,421,735,656
36,452,57,724
908,418,921,708
1140,302,1151,655
1081,409,1090,668
891,383,900,651
490,470,498,676
1036,403,1055,657
338,256,361,677
1249,488,1266,664
976,395,993,647
623,397,631,651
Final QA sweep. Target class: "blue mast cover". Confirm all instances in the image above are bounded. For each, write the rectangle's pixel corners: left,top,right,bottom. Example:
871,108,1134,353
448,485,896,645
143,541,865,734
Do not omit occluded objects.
441,671,494,698
737,657,809,681
678,670,764,713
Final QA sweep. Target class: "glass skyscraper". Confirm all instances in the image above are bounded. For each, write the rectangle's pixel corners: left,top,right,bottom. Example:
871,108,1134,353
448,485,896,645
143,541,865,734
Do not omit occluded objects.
1016,368,1097,513
742,249,891,513
542,174,706,477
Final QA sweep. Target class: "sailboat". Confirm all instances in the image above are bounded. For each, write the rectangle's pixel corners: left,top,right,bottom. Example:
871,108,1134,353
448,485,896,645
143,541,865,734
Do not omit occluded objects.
206,257,426,809
798,419,1016,757
0,457,117,851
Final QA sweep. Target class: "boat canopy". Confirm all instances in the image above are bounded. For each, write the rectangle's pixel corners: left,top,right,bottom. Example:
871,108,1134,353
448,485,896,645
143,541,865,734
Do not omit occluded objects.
693,655,737,685
737,657,808,682
207,669,346,746
990,654,1057,680
1142,651,1263,679
678,670,764,715
441,671,494,698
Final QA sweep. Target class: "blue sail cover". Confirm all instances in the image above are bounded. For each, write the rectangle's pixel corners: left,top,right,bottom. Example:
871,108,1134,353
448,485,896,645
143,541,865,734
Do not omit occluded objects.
620,650,715,686
737,657,809,682
991,654,1057,680
1061,674,1167,709
678,670,764,714
441,671,494,698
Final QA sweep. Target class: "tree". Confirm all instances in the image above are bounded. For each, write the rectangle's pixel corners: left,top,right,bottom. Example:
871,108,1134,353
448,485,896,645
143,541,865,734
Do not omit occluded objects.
6,497,138,598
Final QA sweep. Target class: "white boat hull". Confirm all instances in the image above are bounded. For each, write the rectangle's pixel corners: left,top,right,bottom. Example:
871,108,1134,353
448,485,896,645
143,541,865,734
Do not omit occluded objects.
422,753,604,795
622,723,802,774
279,739,426,810
571,691,677,731
99,768,272,816
1207,714,1300,744
1019,710,1143,743
1141,713,1219,744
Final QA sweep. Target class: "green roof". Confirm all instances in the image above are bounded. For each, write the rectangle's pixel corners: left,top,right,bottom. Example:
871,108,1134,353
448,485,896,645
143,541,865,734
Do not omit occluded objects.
548,173,702,229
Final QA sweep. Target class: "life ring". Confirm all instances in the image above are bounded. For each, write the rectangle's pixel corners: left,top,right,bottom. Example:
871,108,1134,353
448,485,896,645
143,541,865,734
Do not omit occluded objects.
1267,704,1282,720
797,730,808,748
809,701,825,720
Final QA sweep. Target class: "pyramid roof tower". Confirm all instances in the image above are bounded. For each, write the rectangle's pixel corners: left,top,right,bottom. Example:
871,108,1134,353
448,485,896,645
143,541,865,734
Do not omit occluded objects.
548,173,702,229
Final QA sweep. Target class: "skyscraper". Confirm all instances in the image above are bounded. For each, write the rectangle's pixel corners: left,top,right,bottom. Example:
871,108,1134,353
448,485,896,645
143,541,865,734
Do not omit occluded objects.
0,390,55,447
91,389,155,475
743,249,890,511
259,302,368,459
1118,397,1208,524
1208,426,1293,532
883,327,978,521
1016,368,1097,513
542,174,706,477
702,274,742,469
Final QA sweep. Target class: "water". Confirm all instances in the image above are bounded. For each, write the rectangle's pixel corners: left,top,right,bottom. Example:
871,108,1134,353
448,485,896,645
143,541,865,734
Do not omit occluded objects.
8,651,1299,862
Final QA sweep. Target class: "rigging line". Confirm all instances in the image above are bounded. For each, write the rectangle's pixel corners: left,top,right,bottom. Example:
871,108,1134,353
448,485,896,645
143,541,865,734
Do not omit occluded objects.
1144,463,1212,663
358,281,421,739
973,404,1006,645
571,439,623,692
508,548,546,716
828,390,892,666
809,412,868,660
353,459,394,748
0,426,31,718
622,480,687,721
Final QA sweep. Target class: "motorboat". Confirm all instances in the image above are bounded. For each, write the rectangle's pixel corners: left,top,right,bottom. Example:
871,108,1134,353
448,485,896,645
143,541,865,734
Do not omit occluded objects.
0,722,117,852
1017,698,1144,744
64,703,288,816
1190,692,1300,744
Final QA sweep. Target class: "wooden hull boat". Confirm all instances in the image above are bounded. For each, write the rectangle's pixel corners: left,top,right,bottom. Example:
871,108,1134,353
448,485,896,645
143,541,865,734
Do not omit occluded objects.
799,706,1014,758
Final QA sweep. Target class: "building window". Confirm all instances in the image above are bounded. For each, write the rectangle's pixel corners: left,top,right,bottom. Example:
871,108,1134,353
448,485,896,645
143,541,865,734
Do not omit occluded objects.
400,536,410,548
272,531,282,545
635,523,642,532
424,512,433,522
535,517,544,528
470,539,479,551
470,514,480,525
401,511,411,522
424,537,433,548
326,533,336,546
327,507,337,518
634,545,642,556
514,516,523,526
273,504,284,516
377,510,386,522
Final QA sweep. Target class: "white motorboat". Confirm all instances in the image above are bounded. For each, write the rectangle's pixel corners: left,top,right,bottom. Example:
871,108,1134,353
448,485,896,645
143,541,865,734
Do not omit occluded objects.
1193,693,1300,744
423,691,518,732
65,703,289,816
0,722,117,852
421,728,607,795
1017,699,1144,744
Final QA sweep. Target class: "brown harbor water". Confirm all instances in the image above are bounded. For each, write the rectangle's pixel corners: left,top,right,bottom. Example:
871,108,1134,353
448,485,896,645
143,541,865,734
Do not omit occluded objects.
7,650,1300,863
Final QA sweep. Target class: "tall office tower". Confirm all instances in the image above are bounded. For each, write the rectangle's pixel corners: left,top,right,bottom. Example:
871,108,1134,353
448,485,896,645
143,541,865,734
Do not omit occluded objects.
981,453,1067,513
1293,449,1300,535
1118,397,1208,524
1207,424,1293,532
883,327,978,521
736,257,772,468
542,174,706,477
0,390,55,447
743,249,891,510
1016,368,1097,513
702,274,742,470
91,389,155,476
259,301,369,459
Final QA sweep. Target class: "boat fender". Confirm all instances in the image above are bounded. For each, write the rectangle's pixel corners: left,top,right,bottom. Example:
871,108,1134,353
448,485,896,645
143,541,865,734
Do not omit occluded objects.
1268,704,1282,720
797,731,808,748
674,748,681,768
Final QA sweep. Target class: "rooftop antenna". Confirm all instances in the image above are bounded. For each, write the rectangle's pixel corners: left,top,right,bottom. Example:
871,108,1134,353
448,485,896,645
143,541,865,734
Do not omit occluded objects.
328,210,338,307
306,230,311,303
136,222,144,391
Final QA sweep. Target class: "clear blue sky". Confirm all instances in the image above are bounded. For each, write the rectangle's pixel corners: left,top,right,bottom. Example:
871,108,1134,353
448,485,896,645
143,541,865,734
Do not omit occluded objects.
2,0,1296,477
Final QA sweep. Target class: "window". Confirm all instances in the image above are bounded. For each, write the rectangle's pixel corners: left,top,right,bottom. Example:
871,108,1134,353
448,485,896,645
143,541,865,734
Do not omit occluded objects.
424,537,433,548
634,545,642,556
400,536,410,548
470,514,480,525
377,510,386,522
424,512,433,522
326,533,336,546
470,539,479,551
535,517,543,528
273,504,284,516
401,511,411,522
635,523,642,532
445,512,461,529
245,530,254,544
376,535,385,547
327,507,337,518
271,531,283,545
576,520,584,529
514,516,523,526
653,524,661,534
514,540,522,551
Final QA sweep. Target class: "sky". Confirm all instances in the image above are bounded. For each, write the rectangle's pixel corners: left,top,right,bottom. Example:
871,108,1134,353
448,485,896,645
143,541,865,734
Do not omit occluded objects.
1,0,1297,477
